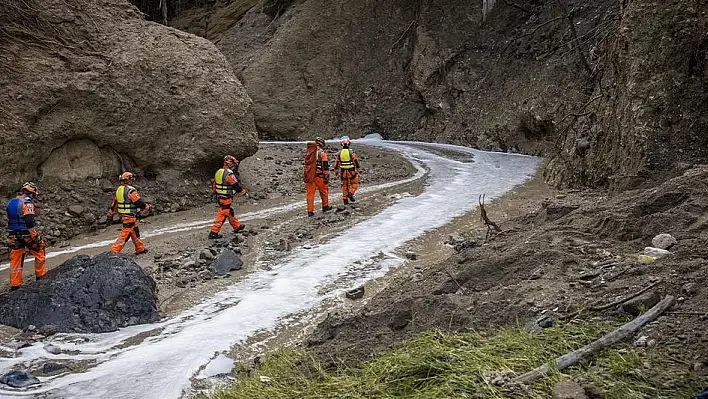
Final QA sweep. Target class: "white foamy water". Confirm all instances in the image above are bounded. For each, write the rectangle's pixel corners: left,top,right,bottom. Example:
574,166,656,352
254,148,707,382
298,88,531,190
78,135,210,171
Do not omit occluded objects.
0,142,539,398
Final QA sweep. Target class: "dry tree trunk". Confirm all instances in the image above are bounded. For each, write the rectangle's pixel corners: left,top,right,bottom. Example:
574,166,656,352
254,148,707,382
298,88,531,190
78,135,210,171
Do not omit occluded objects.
514,295,674,384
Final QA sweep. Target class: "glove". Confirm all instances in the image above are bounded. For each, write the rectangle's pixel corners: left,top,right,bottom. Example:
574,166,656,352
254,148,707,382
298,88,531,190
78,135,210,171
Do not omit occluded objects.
241,189,249,199
107,210,115,218
141,204,152,217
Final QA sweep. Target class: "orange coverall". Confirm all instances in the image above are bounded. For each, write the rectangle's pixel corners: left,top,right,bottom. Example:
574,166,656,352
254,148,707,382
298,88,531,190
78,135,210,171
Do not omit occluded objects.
108,184,148,254
211,167,246,235
306,149,330,213
335,148,360,201
6,195,46,288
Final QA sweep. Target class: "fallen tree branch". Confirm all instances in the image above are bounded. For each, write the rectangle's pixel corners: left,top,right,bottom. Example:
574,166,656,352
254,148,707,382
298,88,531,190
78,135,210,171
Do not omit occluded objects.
514,295,675,384
590,280,661,312
478,194,501,242
445,269,466,294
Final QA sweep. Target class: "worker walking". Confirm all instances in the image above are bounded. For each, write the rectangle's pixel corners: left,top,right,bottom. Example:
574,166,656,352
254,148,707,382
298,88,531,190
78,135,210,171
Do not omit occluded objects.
107,172,151,254
5,182,46,290
209,155,248,239
304,137,332,217
334,138,360,204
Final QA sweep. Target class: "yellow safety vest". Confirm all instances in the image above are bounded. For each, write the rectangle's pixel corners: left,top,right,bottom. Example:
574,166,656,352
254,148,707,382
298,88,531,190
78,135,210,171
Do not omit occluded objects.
116,185,138,215
339,149,355,169
214,168,235,196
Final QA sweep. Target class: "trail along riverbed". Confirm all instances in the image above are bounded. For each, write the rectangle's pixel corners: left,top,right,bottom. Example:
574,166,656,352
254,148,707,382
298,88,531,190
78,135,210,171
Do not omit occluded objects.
0,140,539,398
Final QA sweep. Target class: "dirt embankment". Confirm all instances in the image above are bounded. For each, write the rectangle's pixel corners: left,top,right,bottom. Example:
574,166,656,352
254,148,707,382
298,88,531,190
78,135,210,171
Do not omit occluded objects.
305,166,708,388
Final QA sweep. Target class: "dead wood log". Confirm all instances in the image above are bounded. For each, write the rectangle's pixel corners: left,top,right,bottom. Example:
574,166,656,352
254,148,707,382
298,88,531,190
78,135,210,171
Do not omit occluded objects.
514,295,674,385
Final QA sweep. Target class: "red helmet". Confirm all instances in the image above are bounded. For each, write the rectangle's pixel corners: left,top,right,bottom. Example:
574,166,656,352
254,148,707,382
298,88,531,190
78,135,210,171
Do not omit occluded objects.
341,138,351,147
315,137,325,147
223,154,238,168
21,182,38,195
119,172,135,183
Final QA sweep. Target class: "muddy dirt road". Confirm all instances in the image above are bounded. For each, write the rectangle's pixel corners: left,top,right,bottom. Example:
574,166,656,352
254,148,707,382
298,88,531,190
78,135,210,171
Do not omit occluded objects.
0,140,539,398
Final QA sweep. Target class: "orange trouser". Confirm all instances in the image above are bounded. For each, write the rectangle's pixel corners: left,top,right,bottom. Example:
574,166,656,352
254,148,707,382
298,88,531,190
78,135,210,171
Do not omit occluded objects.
8,233,46,288
210,197,241,233
110,216,145,254
340,170,359,200
306,176,329,212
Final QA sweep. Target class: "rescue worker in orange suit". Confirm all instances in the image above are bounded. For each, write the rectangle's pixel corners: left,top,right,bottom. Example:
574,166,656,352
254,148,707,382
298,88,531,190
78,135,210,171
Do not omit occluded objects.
107,172,151,254
334,138,361,204
209,155,248,239
305,137,333,217
5,182,46,290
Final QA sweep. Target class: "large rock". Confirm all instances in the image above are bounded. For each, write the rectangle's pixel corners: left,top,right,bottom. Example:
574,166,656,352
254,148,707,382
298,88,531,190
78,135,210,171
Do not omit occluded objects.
0,0,258,191
651,234,677,250
0,252,159,333
211,249,244,276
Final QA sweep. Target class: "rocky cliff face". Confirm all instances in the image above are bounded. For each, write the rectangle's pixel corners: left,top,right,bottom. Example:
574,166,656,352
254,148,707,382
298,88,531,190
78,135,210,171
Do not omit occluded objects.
169,0,708,188
546,0,708,187
0,0,259,194
177,0,617,156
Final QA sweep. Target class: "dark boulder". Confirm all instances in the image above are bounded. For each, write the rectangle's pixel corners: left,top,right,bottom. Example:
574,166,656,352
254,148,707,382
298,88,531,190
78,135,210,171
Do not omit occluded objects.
0,252,159,333
211,249,244,276
0,370,40,388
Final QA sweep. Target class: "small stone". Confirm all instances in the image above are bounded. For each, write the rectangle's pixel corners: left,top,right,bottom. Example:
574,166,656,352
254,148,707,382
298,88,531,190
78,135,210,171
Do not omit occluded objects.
682,282,698,296
97,215,108,225
556,194,568,199
27,325,36,332
552,380,589,399
583,384,604,399
41,362,67,374
404,251,417,260
643,247,671,259
634,336,648,347
233,234,246,244
259,375,271,384
536,316,553,329
44,344,61,355
345,286,365,300
182,260,197,269
651,234,677,250
335,205,346,212
100,179,114,192
199,249,215,261
67,205,85,217
37,324,58,337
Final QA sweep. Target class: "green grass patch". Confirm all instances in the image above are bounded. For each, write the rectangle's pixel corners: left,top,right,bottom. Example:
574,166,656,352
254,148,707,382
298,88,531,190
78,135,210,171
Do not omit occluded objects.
214,323,705,399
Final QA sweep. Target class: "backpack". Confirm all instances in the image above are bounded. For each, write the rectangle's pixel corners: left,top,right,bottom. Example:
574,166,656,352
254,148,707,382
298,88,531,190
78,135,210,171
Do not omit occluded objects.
304,142,318,183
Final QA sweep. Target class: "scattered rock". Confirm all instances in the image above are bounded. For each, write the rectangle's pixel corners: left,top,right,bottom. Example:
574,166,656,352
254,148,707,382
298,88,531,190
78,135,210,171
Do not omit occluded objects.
582,384,604,399
37,324,58,337
182,260,197,269
621,291,661,316
44,343,61,355
41,362,67,374
199,249,215,261
67,205,85,217
335,205,346,212
682,282,698,296
259,375,271,384
552,380,589,399
634,335,648,347
211,249,244,276
233,234,246,244
100,179,114,193
643,247,671,259
536,315,553,329
0,370,40,388
651,233,677,250
0,252,159,333
345,286,365,300
404,251,417,260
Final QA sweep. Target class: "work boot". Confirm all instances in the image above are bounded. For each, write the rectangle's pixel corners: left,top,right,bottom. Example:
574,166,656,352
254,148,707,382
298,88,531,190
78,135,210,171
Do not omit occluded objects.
343,199,349,205
348,193,356,203
307,212,315,217
10,286,20,291
208,232,223,239
236,224,246,232
35,276,44,282
322,205,333,212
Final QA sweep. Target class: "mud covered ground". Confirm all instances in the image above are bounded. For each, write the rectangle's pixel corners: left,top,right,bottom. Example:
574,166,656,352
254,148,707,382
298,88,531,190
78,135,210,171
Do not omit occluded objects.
305,166,708,391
